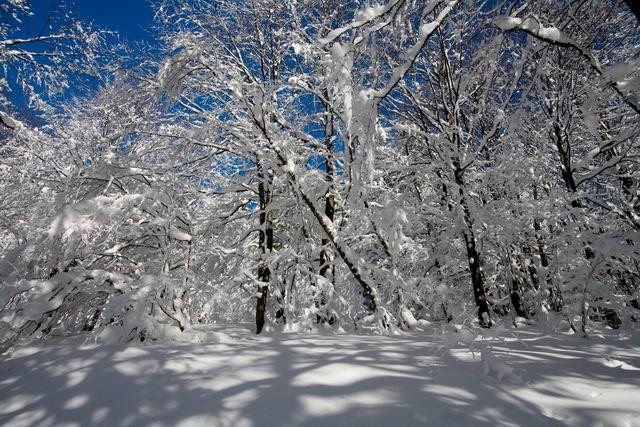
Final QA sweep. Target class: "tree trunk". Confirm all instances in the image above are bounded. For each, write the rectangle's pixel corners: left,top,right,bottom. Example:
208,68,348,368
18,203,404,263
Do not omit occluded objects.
454,164,492,327
623,0,640,21
553,122,580,207
317,100,336,325
256,118,387,329
256,162,273,334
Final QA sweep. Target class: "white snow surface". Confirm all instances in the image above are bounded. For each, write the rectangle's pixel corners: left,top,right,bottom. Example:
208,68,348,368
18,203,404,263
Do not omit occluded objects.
0,325,639,427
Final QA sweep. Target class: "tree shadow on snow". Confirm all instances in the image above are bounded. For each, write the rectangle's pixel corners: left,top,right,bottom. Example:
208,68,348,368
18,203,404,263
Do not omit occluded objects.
0,326,638,426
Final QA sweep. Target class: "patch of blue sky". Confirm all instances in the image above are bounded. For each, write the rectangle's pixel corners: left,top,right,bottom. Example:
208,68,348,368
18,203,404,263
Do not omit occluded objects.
3,1,156,110
306,154,327,172
200,178,213,188
118,132,139,153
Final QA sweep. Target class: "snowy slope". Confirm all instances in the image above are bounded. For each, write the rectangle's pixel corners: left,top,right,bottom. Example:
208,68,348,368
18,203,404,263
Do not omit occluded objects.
0,325,639,427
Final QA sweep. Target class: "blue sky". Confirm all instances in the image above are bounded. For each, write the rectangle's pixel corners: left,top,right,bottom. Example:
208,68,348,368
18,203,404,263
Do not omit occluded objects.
75,0,155,43
32,0,156,43
5,1,156,109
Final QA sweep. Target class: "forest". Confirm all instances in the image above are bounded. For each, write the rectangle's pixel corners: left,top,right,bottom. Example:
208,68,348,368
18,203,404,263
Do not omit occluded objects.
0,0,639,425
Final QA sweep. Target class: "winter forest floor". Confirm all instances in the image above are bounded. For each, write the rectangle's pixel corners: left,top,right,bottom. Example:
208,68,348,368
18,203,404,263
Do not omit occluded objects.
0,324,639,427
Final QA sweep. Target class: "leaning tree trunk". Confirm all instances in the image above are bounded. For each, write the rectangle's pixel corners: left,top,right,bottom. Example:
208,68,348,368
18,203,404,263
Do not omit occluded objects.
253,113,389,330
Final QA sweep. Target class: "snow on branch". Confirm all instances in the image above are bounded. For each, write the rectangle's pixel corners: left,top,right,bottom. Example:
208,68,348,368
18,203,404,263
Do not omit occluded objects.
319,0,405,45
492,16,574,46
374,0,460,101
492,15,640,114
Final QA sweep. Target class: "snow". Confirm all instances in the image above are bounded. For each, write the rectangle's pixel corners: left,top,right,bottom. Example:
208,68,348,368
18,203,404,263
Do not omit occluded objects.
169,227,192,242
1,325,639,427
282,157,296,174
0,112,18,129
400,307,417,330
355,5,386,23
103,244,124,255
492,16,523,31
2,2,640,426
436,284,449,296
480,346,517,381
318,0,400,45
47,194,146,239
492,16,574,45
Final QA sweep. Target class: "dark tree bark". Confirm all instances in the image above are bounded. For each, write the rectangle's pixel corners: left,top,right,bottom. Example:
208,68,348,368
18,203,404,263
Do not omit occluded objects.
274,280,286,324
256,161,273,334
453,163,492,327
553,122,579,202
508,262,528,319
253,110,386,328
623,0,640,21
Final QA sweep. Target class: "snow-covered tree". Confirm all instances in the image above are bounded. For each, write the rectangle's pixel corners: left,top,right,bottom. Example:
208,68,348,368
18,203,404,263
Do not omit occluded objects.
1,0,638,350
0,0,110,127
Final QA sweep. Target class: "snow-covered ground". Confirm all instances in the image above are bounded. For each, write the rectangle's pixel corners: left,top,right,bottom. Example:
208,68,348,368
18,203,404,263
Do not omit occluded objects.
1,325,639,427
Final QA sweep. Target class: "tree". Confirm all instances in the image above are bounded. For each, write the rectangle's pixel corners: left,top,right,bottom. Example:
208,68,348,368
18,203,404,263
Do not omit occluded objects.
2,0,639,349
0,0,110,127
